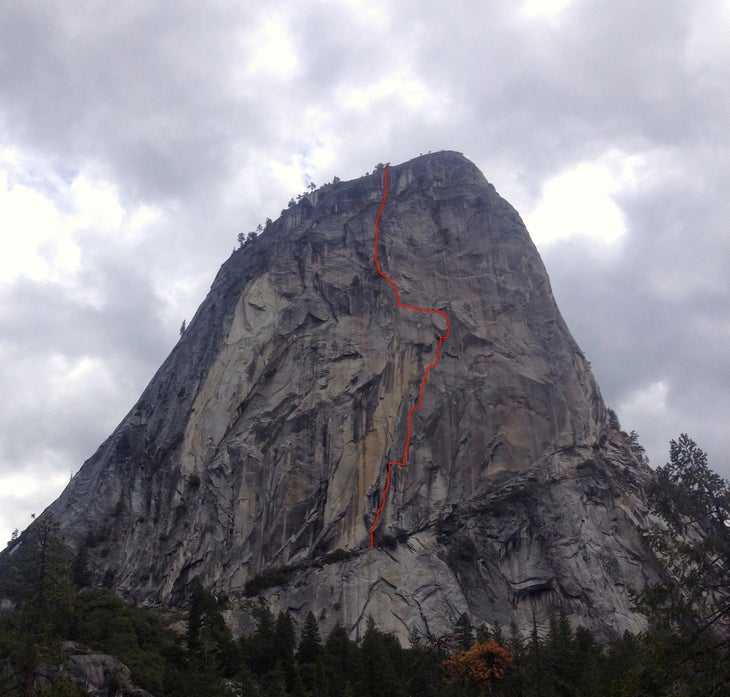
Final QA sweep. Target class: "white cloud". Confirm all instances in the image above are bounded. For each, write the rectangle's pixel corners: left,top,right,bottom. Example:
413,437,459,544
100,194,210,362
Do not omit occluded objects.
0,469,70,544
0,147,175,311
47,354,116,404
0,153,79,283
233,16,300,84
0,151,131,286
524,150,645,250
341,0,392,29
0,470,69,506
520,0,574,21
268,155,313,197
68,174,124,237
338,72,427,111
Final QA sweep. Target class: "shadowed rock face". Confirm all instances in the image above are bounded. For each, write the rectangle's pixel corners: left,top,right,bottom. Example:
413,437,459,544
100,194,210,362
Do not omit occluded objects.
41,151,659,642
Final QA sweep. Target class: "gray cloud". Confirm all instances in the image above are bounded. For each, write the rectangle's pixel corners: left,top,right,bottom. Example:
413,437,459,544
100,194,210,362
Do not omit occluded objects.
0,0,728,544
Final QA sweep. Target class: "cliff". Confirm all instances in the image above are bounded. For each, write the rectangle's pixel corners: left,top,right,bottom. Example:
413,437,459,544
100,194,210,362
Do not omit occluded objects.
40,151,660,642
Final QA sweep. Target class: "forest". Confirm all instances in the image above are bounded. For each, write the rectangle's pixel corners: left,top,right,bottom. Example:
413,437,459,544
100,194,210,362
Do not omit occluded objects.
0,434,727,696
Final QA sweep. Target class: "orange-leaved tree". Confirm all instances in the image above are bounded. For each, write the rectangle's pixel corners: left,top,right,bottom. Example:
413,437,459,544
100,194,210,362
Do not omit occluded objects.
442,639,513,692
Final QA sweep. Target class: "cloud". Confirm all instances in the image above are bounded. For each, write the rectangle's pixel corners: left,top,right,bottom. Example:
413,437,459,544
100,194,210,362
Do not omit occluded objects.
540,138,730,472
520,0,574,21
523,149,647,249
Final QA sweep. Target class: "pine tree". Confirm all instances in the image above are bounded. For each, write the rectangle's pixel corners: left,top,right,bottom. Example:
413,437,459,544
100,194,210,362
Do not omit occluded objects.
502,620,528,696
263,662,289,697
184,580,237,694
544,606,577,695
607,408,621,430
475,622,491,644
3,517,74,697
627,430,647,461
528,612,543,697
71,541,91,588
186,579,206,653
297,611,327,694
359,617,406,697
403,629,445,697
637,434,730,692
243,604,276,681
297,611,323,665
454,612,474,650
273,611,297,691
324,620,360,697
573,626,602,696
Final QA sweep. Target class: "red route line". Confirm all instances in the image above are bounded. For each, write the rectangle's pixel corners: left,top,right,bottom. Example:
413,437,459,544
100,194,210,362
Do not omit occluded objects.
369,166,451,548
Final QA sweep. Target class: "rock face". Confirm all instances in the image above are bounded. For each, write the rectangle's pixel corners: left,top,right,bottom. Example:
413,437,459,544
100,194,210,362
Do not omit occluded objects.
34,642,155,697
42,151,659,642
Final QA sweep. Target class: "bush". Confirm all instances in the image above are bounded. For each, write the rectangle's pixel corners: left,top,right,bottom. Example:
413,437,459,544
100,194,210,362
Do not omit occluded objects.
244,565,298,597
320,548,354,565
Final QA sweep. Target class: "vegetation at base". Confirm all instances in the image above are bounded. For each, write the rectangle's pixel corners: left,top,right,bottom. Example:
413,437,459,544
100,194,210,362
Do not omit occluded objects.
633,433,730,693
0,433,727,695
243,563,304,597
318,547,357,565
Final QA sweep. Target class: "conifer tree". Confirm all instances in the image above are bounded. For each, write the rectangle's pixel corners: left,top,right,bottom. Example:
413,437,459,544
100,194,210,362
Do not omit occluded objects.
186,579,206,652
296,611,323,664
263,662,289,697
274,611,297,691
359,616,406,697
403,627,445,697
636,434,730,692
645,434,730,631
71,541,91,588
544,606,577,695
274,611,296,663
184,580,237,694
492,622,506,647
528,612,543,697
504,620,528,696
454,612,474,650
325,620,360,696
297,611,327,694
475,622,491,644
243,604,276,681
573,626,602,696
4,517,74,697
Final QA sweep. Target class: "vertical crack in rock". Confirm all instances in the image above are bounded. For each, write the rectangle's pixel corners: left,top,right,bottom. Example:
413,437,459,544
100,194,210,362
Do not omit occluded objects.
368,165,452,547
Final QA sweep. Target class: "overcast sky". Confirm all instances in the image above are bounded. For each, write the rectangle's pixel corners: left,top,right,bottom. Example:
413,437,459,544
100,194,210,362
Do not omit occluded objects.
1,0,728,545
